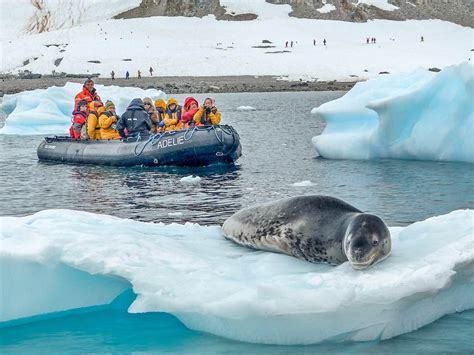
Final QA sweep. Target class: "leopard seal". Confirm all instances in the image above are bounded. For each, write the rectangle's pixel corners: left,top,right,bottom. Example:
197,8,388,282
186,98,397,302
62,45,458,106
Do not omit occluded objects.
222,195,391,269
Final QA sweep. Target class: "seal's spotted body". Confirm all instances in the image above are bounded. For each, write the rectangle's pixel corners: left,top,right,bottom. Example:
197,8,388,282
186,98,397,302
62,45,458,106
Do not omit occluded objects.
223,195,391,269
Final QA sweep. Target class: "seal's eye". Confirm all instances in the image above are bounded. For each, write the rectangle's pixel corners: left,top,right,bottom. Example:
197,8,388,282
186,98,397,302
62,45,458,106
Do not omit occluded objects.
372,239,379,246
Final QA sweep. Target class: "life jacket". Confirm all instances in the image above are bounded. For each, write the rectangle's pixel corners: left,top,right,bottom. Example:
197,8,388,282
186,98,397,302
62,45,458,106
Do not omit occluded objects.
167,106,182,122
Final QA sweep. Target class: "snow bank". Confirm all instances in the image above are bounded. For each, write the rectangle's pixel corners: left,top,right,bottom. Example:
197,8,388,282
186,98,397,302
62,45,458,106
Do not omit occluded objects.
1,209,473,344
1,16,471,81
0,82,166,135
0,0,140,40
312,62,474,163
221,0,291,19
317,2,336,14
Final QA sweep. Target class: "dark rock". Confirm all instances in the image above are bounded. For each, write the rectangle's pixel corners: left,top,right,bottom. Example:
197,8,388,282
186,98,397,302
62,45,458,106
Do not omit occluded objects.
262,40,272,44
428,67,441,72
54,58,63,67
87,60,101,64
265,50,291,54
379,71,390,74
122,58,132,61
252,45,276,49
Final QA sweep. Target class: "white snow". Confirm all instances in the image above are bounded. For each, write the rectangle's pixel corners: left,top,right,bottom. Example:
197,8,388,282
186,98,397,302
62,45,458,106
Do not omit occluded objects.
356,0,399,11
0,82,166,135
1,209,473,344
0,0,140,40
220,0,291,19
312,62,474,163
236,106,257,111
317,3,336,14
0,16,471,81
179,175,202,184
291,180,315,187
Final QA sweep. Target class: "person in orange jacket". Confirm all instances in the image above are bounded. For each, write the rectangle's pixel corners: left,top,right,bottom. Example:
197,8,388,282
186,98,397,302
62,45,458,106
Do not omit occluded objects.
154,99,167,132
163,98,183,131
193,97,221,126
74,78,101,107
87,101,105,140
99,100,121,140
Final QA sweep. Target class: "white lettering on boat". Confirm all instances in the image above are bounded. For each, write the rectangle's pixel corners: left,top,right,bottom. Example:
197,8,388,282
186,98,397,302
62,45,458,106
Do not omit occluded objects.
156,136,185,149
44,145,56,149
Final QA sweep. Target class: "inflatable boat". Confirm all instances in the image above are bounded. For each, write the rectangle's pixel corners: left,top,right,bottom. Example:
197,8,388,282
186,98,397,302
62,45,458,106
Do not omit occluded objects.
37,125,242,167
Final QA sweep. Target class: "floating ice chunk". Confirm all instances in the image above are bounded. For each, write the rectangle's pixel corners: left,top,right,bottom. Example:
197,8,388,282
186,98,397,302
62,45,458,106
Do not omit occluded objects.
291,180,315,187
168,212,184,217
312,62,474,163
179,175,201,184
0,82,166,135
0,209,473,344
237,106,257,111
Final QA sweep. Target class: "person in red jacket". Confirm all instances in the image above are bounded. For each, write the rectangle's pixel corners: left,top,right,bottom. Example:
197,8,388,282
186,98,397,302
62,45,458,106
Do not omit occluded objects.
69,100,88,139
181,97,199,128
74,78,101,106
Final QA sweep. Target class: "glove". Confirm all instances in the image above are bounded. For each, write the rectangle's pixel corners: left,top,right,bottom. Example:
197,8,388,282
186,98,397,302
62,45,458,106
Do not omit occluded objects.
159,121,165,127
211,106,217,114
205,107,211,114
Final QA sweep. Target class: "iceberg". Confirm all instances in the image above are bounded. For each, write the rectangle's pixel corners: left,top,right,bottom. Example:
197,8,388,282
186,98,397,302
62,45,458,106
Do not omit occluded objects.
312,62,474,163
1,209,473,344
0,82,166,135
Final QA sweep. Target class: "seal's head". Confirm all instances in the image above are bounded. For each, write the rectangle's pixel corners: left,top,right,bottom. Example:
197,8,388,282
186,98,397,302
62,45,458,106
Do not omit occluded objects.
343,213,391,270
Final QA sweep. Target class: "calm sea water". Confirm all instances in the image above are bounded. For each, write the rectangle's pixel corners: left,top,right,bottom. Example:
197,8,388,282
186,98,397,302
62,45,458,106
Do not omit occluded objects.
0,91,473,352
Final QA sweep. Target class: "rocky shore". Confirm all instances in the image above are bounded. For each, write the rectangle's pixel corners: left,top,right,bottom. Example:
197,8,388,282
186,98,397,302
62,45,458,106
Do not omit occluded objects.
0,75,357,97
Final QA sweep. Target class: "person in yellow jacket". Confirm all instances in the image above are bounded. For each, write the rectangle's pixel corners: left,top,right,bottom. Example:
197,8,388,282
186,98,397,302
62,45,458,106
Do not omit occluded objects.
193,97,221,126
87,101,105,139
99,100,121,140
163,97,183,131
154,98,167,132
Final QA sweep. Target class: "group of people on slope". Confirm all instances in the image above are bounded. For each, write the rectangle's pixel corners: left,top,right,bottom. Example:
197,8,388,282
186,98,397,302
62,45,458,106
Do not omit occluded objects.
70,79,221,140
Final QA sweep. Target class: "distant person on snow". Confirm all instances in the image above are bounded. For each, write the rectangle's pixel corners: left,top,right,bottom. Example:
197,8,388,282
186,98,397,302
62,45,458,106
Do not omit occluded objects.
421,36,424,42
163,98,183,131
69,99,88,139
149,67,154,76
193,97,221,127
125,71,130,80
99,100,121,140
74,78,101,106
291,41,293,48
366,38,369,44
87,101,105,140
313,39,316,46
285,41,288,48
111,70,115,80
138,70,142,79
323,39,327,46
116,98,152,139
181,97,200,128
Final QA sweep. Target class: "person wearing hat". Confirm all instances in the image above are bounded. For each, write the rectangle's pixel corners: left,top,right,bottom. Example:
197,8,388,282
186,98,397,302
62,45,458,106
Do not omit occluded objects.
99,100,121,140
116,98,153,139
69,99,88,139
87,100,105,140
74,78,101,107
154,99,167,132
181,97,199,129
143,97,159,133
163,98,182,131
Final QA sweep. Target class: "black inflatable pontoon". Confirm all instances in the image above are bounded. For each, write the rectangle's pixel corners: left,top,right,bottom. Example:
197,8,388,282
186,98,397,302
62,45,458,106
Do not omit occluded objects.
37,125,241,167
